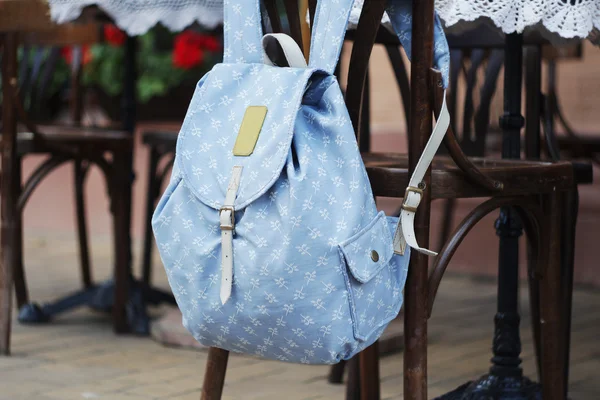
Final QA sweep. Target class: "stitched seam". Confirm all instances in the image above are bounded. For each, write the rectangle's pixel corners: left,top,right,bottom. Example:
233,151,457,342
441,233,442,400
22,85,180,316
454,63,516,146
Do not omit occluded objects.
337,245,363,342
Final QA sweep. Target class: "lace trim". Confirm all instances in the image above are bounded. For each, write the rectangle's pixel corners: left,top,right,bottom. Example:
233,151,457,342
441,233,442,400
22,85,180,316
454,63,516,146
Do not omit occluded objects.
48,0,600,42
435,0,600,39
49,1,224,35
350,0,600,43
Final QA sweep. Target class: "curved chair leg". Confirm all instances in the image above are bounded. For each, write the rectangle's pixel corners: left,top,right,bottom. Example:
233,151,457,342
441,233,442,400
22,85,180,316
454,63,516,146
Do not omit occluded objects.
142,147,161,286
14,213,28,309
13,156,29,309
74,159,92,289
201,347,229,400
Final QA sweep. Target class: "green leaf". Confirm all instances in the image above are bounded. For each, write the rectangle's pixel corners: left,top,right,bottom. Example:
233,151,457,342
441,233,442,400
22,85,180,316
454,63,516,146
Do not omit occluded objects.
137,74,168,103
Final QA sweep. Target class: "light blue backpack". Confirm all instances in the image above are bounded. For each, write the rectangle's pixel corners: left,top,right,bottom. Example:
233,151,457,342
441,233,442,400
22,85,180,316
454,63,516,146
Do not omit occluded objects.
152,0,450,364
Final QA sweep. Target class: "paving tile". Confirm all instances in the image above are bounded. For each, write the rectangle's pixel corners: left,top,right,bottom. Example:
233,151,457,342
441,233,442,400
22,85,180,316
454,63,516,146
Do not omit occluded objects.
3,233,599,399
124,382,197,399
45,389,148,400
165,391,202,400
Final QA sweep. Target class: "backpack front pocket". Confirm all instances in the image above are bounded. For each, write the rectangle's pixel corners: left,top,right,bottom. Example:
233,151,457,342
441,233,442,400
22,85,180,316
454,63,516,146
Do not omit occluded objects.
338,211,409,342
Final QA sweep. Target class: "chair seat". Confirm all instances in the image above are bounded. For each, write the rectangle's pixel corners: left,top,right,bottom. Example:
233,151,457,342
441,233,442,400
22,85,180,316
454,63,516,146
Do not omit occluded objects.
7,124,131,154
363,152,584,199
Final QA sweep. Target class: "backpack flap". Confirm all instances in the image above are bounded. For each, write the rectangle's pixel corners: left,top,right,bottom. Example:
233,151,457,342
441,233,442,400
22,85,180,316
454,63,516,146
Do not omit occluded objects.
176,64,321,211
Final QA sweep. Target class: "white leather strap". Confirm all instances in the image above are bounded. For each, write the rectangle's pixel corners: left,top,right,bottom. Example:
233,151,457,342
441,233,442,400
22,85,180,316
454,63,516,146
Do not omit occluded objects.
393,92,450,256
263,35,451,257
219,166,243,304
262,33,308,68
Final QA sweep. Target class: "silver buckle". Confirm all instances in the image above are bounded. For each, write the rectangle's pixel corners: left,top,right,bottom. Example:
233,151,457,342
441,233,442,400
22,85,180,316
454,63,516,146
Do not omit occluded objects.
401,186,423,213
219,206,235,231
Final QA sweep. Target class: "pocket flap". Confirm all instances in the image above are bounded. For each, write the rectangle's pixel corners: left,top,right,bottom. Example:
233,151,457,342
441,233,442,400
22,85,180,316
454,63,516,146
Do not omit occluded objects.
339,211,394,284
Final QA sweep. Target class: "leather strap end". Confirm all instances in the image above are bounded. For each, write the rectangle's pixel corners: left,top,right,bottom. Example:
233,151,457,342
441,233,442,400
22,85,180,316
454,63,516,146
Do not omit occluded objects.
391,90,451,258
414,247,438,257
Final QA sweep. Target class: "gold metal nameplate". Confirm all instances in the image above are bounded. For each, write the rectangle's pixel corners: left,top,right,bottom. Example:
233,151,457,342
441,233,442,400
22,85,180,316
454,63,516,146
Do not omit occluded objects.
233,106,268,156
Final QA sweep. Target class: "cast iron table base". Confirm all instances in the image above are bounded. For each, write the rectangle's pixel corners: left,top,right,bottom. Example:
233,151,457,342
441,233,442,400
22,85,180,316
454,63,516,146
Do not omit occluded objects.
436,376,541,400
17,277,175,335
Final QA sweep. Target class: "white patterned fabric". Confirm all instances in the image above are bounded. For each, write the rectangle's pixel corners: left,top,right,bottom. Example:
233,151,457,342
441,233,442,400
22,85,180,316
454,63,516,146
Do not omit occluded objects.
151,0,416,364
48,0,600,41
48,0,225,35
150,0,453,364
435,0,600,39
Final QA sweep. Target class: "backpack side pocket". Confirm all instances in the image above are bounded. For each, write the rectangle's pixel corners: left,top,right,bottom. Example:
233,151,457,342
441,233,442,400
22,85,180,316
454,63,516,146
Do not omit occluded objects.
338,211,408,342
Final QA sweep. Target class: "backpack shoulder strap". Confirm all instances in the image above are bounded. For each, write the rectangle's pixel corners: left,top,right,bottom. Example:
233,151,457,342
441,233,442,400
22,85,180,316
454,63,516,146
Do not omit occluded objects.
307,0,357,74
223,0,264,64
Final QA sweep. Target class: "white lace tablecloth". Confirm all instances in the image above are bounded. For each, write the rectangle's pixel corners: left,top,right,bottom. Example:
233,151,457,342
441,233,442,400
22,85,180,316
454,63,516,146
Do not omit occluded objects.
48,0,600,44
48,0,225,35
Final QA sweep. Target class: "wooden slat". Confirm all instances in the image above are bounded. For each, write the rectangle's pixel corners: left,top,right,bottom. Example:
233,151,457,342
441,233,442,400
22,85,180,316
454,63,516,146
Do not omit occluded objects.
0,0,56,33
21,23,103,46
366,156,577,199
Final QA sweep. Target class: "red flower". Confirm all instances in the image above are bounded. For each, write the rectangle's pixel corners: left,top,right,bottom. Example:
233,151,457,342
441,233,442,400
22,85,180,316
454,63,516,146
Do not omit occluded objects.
172,31,206,69
104,24,126,46
61,45,92,66
198,35,221,52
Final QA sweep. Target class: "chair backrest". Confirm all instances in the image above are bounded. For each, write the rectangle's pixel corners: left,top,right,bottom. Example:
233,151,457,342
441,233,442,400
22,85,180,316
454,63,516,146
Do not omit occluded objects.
0,0,56,33
19,23,104,124
1,21,105,130
440,47,504,158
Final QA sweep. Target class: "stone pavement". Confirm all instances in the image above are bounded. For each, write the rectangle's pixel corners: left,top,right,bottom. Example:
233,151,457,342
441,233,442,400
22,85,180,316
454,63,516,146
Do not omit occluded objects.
1,233,599,399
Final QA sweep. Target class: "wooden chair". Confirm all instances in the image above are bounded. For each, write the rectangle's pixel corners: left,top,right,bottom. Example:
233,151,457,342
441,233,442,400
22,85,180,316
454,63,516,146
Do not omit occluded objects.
0,2,133,354
523,43,594,397
356,5,590,400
